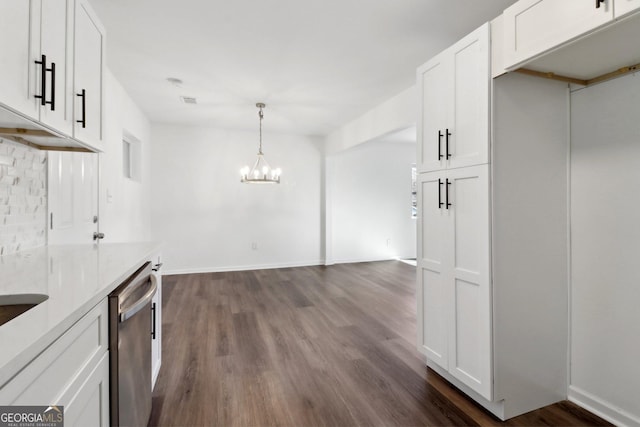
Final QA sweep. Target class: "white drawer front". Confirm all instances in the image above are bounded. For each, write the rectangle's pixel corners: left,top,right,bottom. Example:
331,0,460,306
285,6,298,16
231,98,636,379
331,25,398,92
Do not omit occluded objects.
0,300,108,405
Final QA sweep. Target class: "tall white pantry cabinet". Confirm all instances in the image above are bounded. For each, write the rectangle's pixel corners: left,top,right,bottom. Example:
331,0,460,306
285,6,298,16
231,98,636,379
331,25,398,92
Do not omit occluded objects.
416,22,570,420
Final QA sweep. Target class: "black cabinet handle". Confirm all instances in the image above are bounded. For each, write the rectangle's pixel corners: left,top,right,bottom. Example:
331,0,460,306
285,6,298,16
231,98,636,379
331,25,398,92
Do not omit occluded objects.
446,129,452,159
445,179,452,209
48,62,55,111
35,55,56,110
76,89,86,128
438,179,443,209
34,54,47,106
438,131,443,160
596,0,605,8
151,302,156,339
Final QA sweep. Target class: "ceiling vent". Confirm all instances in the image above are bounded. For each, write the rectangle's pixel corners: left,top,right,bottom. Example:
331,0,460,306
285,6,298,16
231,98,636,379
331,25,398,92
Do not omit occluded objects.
180,96,197,104
167,77,183,87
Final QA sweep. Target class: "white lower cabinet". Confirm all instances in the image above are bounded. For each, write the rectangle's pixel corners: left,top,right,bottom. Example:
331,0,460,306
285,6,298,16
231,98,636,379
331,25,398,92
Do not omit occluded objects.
151,253,163,389
417,69,570,419
61,352,109,427
0,300,109,426
418,165,491,399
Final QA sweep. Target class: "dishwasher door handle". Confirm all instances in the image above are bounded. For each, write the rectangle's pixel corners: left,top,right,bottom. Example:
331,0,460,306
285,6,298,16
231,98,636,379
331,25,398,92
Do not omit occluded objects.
120,275,158,323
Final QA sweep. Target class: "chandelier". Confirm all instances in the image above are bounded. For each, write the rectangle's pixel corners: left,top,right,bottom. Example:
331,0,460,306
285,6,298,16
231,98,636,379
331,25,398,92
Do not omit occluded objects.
240,103,281,184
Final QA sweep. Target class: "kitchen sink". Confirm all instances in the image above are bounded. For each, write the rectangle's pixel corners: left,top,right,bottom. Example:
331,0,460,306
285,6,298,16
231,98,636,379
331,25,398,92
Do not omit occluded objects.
0,294,49,327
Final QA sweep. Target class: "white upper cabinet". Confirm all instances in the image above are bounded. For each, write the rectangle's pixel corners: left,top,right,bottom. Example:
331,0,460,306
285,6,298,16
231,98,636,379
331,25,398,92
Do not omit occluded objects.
615,0,640,17
0,1,39,120
73,0,105,151
417,23,489,173
0,0,104,152
502,0,640,82
449,28,490,170
39,0,73,134
503,0,615,70
417,56,449,172
0,0,72,133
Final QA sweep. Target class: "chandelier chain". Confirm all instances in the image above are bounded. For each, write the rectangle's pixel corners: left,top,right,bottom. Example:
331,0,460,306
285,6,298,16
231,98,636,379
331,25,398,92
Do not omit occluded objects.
258,106,264,154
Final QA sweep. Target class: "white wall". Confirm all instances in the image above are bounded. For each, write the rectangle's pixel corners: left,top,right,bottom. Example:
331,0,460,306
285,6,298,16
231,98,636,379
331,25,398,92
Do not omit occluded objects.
323,84,417,264
325,86,416,155
569,73,640,426
150,124,323,274
99,70,152,242
328,139,416,263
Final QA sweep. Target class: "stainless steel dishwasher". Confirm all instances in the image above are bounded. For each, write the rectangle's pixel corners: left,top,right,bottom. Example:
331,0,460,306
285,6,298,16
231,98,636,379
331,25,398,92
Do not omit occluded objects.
109,261,157,427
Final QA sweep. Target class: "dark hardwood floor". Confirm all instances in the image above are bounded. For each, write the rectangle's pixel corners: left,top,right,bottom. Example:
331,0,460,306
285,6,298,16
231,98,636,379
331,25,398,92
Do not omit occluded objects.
149,261,610,427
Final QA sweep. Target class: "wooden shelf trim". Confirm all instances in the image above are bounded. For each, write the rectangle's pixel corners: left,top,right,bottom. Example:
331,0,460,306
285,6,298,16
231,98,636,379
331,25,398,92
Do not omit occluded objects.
0,129,93,152
516,61,640,87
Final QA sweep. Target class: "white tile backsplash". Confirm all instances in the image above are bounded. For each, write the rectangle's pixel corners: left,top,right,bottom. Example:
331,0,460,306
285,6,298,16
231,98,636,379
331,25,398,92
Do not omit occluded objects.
0,138,47,255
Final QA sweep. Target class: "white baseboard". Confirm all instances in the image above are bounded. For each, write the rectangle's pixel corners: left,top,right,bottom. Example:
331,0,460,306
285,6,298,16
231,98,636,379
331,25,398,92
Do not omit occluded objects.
331,255,412,265
569,385,640,427
163,259,324,275
164,256,413,276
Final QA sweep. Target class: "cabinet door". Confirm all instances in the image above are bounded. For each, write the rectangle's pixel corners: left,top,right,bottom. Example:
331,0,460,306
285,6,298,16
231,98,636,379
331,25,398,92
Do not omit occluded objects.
446,165,491,400
39,0,72,134
615,0,640,17
73,0,105,150
151,260,163,389
0,0,39,119
62,352,109,427
417,54,449,173
417,172,451,368
504,0,613,69
447,24,489,170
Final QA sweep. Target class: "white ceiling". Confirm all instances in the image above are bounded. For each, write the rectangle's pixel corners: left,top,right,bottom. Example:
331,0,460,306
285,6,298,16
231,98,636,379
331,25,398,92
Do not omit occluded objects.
89,0,517,136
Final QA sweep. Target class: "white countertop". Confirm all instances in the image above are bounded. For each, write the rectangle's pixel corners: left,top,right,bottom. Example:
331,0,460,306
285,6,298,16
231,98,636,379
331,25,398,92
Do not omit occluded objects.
0,242,162,387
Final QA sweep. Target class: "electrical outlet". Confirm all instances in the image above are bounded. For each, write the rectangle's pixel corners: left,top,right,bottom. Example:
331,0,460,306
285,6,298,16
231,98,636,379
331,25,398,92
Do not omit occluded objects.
386,238,391,247
252,242,258,250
